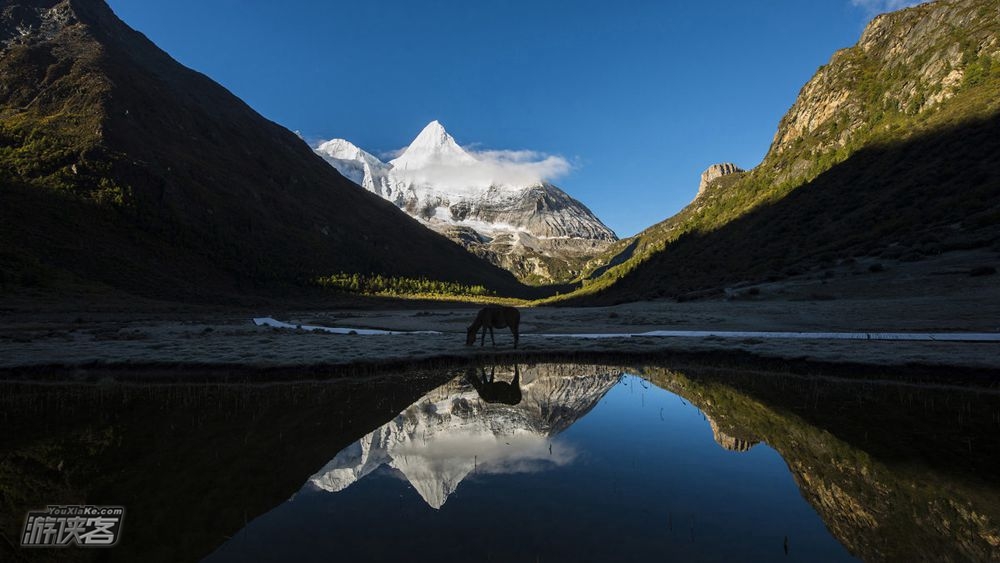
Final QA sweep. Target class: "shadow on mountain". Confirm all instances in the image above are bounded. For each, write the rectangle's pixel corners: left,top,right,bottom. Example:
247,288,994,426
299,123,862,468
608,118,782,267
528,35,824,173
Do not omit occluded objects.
568,112,1000,304
0,0,530,303
586,238,639,281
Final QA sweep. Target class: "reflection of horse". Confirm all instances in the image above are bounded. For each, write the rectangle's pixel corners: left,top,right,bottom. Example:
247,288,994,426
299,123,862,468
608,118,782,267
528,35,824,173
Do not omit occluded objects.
466,365,522,405
465,306,520,348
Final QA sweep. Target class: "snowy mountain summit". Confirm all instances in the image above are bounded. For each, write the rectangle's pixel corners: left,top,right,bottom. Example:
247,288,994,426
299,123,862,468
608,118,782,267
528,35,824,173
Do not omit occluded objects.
315,121,617,283
390,120,477,170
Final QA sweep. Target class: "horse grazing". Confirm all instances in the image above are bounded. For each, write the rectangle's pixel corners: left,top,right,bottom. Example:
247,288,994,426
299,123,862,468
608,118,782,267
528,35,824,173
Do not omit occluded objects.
466,306,520,348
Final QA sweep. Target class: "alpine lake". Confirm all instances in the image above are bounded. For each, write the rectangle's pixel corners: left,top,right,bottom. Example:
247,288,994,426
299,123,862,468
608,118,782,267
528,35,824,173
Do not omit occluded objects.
3,362,998,562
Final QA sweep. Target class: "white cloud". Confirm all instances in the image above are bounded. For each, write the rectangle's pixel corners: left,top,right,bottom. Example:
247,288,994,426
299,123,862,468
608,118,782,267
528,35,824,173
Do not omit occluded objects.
391,146,572,191
468,147,572,183
850,0,929,17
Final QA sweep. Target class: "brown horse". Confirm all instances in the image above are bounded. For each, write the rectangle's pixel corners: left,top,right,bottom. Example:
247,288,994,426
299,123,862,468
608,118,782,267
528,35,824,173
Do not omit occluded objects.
466,306,520,348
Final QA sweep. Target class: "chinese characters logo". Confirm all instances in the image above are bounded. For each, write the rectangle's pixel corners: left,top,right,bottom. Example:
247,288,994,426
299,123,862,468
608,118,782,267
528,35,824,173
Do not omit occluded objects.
21,505,124,547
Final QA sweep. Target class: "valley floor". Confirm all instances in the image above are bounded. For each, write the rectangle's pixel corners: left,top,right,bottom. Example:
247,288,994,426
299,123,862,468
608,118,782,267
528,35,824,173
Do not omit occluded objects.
2,295,999,378
2,250,998,378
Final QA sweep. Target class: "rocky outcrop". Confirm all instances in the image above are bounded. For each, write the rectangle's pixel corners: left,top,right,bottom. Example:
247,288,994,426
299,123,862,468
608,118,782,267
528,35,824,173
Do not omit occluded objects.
698,163,744,197
707,415,757,452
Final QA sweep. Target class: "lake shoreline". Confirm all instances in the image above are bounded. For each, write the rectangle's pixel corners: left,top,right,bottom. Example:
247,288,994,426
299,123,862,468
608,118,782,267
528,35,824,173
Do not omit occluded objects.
4,286,999,384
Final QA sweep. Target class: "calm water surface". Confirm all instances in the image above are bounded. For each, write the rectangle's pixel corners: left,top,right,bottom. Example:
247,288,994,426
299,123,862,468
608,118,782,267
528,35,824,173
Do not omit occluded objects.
206,368,852,562
2,363,998,562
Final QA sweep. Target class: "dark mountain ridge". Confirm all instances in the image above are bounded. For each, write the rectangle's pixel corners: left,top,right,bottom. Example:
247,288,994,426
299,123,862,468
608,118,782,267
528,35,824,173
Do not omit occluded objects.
0,0,526,300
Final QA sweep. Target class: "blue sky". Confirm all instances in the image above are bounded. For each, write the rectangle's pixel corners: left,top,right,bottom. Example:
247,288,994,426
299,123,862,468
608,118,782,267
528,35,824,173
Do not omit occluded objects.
107,0,918,238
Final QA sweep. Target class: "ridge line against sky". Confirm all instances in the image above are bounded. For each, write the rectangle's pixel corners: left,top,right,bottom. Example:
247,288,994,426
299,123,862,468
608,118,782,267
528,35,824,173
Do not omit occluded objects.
107,0,923,238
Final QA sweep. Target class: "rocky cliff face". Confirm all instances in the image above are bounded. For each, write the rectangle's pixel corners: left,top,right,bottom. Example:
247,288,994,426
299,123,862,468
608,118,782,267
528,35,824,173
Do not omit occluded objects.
697,163,744,197
316,121,617,284
1,1,76,47
706,415,757,452
768,0,1000,184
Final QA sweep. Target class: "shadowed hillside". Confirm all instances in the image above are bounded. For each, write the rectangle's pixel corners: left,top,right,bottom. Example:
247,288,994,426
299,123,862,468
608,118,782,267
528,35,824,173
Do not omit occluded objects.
564,113,1000,304
0,0,526,301
562,0,1000,305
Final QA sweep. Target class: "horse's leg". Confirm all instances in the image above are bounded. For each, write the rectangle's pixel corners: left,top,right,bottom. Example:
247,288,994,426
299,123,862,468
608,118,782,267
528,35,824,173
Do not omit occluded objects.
489,326,496,347
480,326,486,347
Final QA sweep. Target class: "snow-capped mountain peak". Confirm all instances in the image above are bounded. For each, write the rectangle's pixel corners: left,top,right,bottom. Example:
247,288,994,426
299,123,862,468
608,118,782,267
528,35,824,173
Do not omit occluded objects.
314,138,390,190
315,138,376,163
389,120,477,170
313,121,617,283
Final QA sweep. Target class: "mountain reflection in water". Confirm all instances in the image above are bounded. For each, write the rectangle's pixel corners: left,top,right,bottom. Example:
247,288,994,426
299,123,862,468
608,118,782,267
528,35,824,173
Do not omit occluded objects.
3,363,998,562
207,364,858,562
306,365,620,509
